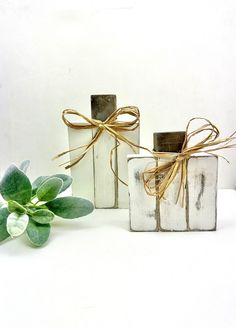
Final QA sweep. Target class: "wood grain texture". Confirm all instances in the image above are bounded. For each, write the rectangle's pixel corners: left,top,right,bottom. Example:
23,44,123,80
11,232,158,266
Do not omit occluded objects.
128,155,157,231
158,158,187,231
91,95,116,121
187,155,218,231
153,132,185,152
68,126,94,203
117,127,140,208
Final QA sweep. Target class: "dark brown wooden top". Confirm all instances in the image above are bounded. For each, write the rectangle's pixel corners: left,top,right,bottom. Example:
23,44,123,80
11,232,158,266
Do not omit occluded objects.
91,95,117,121
153,131,186,152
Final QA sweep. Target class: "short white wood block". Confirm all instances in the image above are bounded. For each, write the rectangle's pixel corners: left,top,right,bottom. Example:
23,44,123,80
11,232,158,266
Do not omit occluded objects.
158,158,187,231
117,127,140,208
93,130,117,208
128,155,157,231
187,155,218,231
68,126,94,203
128,154,218,232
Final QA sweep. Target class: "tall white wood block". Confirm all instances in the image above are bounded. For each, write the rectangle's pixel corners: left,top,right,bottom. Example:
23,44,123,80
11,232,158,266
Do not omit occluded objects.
187,155,218,231
128,155,157,231
68,126,94,203
128,154,218,232
117,127,140,208
67,95,140,209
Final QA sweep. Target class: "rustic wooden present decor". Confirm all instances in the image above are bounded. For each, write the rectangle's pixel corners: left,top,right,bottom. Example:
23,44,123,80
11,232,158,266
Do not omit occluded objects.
65,95,140,209
128,130,218,231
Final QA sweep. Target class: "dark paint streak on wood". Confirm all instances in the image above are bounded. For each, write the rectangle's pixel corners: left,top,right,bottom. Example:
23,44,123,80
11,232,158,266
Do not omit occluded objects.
147,212,155,218
195,173,205,210
134,171,141,182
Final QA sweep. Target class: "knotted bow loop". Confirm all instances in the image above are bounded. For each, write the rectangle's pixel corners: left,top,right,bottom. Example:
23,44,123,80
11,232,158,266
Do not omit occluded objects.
55,106,149,185
143,117,236,206
181,117,220,152
101,106,140,131
62,106,140,132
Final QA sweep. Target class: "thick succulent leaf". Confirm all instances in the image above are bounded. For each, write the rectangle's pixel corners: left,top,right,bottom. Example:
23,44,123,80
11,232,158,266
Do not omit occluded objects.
26,219,50,246
8,200,26,214
46,196,94,219
7,212,29,237
31,209,54,224
31,176,49,196
19,160,30,174
0,208,10,241
0,164,32,204
36,177,63,202
50,174,72,193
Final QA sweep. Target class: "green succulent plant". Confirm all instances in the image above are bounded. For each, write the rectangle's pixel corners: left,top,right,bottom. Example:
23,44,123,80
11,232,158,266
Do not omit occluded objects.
0,160,94,247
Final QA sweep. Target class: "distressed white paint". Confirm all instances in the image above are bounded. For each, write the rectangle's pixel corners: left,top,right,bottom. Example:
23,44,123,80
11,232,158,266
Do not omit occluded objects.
68,125,94,203
188,155,218,231
93,130,116,208
128,155,157,231
158,158,187,231
117,127,140,208
69,124,139,208
128,154,218,232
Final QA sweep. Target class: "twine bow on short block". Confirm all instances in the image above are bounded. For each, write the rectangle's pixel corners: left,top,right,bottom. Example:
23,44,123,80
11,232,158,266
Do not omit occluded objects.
54,106,146,186
143,117,236,207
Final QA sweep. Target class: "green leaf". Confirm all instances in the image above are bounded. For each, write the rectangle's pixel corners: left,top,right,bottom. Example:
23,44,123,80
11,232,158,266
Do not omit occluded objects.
32,176,49,195
0,164,32,204
0,208,10,242
19,160,30,174
50,174,72,193
26,219,50,246
8,200,26,214
36,177,63,202
32,174,72,196
7,212,29,237
46,196,94,219
31,209,54,224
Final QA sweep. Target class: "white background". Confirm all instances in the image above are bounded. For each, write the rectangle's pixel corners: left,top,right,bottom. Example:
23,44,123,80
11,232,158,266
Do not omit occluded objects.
0,0,236,187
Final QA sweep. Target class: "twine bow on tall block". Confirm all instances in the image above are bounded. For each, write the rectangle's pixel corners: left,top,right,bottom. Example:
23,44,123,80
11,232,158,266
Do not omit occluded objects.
54,106,147,185
143,117,236,206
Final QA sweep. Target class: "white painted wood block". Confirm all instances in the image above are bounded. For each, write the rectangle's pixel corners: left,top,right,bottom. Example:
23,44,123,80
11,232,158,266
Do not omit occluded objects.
117,127,140,208
66,95,140,208
68,126,94,203
128,154,218,232
158,158,187,231
187,155,218,231
93,129,117,208
128,155,157,231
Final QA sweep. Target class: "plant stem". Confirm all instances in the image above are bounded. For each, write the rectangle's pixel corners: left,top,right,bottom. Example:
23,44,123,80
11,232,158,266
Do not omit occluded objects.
34,204,47,209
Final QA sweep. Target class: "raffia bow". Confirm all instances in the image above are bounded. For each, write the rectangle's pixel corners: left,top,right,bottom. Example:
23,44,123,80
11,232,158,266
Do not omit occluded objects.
143,117,236,206
55,106,149,185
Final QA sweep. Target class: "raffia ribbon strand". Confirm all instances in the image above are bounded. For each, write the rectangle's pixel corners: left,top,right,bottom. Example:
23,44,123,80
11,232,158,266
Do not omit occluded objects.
143,117,236,206
54,106,151,186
